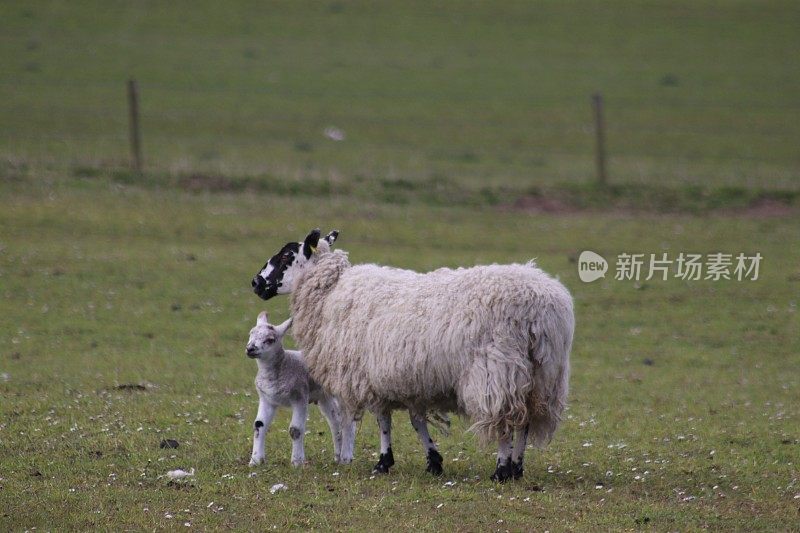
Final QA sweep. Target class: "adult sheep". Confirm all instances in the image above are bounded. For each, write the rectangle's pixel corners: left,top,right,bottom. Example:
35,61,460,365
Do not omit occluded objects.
251,229,574,481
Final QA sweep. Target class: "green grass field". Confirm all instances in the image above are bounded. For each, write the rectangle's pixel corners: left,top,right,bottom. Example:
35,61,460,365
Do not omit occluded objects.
1,178,798,530
2,1,799,530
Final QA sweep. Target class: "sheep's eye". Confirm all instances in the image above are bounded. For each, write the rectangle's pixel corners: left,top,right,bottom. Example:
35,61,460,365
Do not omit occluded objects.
265,338,275,344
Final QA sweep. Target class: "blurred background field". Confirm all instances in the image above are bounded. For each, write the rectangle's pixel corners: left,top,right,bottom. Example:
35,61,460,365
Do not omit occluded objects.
1,0,799,193
1,1,799,530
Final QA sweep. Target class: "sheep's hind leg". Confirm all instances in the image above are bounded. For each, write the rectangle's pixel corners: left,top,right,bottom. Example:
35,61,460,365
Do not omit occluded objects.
372,410,395,474
317,395,343,463
490,430,514,483
511,425,529,480
409,411,443,476
338,408,357,464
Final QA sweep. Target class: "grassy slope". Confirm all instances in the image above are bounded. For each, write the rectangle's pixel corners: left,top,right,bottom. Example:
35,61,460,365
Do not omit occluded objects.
1,1,799,189
0,180,798,530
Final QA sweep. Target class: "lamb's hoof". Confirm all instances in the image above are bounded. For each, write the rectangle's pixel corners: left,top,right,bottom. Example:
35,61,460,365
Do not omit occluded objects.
426,449,444,476
490,458,514,483
338,455,353,465
372,447,395,474
511,459,524,480
291,458,307,467
249,456,264,467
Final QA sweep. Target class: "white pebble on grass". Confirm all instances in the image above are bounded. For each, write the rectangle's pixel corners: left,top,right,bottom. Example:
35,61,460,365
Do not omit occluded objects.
165,468,194,480
323,127,346,141
270,483,287,494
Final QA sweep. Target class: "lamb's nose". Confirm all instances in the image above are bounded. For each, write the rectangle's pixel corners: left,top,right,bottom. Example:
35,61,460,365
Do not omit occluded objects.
246,346,258,358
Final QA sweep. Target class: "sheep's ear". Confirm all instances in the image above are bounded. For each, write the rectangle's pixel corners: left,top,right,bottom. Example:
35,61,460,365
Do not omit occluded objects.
256,311,269,326
303,228,321,258
324,230,339,247
275,317,293,337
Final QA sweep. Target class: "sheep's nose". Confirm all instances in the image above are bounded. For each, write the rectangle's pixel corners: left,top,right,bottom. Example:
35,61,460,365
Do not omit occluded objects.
252,276,274,300
246,346,258,358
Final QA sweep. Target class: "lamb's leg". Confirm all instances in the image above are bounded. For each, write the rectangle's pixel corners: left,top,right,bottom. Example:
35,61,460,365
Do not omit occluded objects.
409,411,443,476
372,410,394,474
316,394,343,463
289,400,308,466
250,399,277,466
490,430,514,482
338,408,357,464
511,425,530,480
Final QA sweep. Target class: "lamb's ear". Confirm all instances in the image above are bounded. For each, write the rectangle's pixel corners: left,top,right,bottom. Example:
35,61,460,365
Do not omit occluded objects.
256,311,269,326
324,230,339,247
303,228,321,258
274,317,293,337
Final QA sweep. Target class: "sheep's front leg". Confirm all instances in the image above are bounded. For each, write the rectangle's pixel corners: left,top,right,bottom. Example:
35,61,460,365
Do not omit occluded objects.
409,411,443,476
289,400,308,466
316,395,343,463
511,425,529,480
250,399,277,466
372,410,394,474
490,429,514,482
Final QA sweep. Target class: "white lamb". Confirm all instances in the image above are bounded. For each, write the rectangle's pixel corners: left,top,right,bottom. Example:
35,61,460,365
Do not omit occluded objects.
246,311,353,466
251,229,574,482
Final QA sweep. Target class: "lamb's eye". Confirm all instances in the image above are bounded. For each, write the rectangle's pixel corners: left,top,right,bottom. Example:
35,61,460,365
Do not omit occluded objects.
265,338,275,344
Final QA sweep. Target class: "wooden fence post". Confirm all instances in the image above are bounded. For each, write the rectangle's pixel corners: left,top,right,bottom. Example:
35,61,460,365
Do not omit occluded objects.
591,92,607,185
127,79,142,173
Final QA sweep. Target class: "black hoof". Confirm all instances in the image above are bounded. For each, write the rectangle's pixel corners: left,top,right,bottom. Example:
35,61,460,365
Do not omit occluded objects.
490,458,514,483
372,447,395,474
511,459,524,480
426,449,443,476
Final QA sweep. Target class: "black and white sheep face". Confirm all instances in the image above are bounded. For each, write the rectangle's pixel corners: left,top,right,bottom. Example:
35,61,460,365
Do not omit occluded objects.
252,228,338,301
246,311,291,359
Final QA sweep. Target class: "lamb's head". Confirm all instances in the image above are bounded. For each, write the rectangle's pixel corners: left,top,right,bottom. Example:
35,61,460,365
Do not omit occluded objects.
246,311,292,359
252,228,339,300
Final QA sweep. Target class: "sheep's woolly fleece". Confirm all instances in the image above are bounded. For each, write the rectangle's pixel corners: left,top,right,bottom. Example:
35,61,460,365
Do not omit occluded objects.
291,244,574,446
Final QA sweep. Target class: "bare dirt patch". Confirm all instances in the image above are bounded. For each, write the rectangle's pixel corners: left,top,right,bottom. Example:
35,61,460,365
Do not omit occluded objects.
734,198,798,218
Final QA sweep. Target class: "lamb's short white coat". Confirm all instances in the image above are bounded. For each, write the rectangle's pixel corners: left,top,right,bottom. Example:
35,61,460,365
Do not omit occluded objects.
290,243,574,448
246,311,354,466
